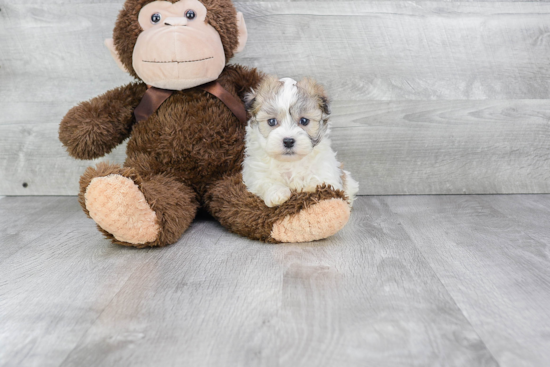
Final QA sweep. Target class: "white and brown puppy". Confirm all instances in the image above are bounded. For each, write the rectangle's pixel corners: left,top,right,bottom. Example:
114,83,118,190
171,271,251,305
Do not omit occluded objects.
243,76,359,208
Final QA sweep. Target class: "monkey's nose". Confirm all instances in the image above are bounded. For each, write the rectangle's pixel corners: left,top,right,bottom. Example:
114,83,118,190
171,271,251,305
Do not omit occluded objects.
164,17,188,26
283,138,295,149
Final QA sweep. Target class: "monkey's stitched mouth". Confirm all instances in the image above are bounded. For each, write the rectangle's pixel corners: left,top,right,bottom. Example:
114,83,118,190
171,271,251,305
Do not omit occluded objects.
142,57,214,64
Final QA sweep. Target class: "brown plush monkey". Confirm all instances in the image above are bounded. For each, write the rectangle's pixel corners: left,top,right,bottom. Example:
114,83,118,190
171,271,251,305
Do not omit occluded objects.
59,0,351,247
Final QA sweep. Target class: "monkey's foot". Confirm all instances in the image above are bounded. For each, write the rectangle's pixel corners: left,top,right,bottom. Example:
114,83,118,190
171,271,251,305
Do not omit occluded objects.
271,198,350,243
84,174,160,245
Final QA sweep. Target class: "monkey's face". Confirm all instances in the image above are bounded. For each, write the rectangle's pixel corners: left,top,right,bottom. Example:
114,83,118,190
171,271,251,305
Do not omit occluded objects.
133,0,226,90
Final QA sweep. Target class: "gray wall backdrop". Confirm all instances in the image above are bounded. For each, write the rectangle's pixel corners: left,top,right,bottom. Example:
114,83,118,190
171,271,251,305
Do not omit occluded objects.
1,0,550,196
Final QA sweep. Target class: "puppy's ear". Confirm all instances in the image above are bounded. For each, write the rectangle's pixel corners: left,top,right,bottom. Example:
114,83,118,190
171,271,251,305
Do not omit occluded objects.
244,89,257,112
319,95,331,116
297,77,331,116
245,75,282,114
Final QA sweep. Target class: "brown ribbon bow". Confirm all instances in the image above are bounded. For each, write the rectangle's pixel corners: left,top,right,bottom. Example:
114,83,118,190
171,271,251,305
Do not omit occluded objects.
134,81,247,124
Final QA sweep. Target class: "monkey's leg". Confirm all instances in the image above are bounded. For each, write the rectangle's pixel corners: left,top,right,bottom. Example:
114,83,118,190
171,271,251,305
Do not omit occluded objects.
79,162,198,248
204,174,351,243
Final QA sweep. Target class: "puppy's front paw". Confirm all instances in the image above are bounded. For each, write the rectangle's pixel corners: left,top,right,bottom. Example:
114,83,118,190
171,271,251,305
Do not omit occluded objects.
264,187,292,207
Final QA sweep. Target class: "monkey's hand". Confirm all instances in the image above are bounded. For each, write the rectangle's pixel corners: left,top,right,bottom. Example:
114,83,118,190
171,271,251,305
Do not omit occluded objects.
59,82,147,160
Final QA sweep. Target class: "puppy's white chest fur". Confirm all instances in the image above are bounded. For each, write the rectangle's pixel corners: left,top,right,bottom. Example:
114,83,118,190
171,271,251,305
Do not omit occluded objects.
243,127,357,208
245,129,342,187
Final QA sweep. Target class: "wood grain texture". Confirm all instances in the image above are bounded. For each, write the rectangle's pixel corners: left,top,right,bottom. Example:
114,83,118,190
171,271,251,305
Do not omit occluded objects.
0,123,127,195
386,195,550,367
2,100,550,195
0,197,167,367
0,196,499,367
0,196,76,262
331,100,550,195
237,2,550,101
2,1,550,195
3,1,550,108
271,198,497,367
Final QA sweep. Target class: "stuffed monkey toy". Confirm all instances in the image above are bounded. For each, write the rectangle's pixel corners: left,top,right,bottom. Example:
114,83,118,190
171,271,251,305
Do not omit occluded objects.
59,0,351,247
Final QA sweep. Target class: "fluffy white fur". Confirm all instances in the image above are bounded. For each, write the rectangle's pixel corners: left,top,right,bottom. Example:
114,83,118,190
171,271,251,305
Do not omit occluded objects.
243,77,359,208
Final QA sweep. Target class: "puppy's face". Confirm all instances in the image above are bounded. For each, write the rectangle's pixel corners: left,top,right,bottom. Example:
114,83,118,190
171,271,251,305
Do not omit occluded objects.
245,76,330,162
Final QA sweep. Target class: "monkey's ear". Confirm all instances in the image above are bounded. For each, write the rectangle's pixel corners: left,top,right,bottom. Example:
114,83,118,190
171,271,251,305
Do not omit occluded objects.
234,12,248,54
105,38,129,73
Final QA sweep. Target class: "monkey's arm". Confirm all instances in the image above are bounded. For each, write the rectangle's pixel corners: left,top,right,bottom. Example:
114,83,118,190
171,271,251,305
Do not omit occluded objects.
59,82,147,160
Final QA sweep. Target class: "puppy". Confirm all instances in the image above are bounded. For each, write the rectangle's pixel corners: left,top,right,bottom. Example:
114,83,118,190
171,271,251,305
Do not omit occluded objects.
242,75,359,208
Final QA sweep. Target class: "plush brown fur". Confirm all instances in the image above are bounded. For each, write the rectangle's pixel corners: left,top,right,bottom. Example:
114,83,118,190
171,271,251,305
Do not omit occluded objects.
205,174,348,242
59,83,147,160
59,0,350,247
79,162,199,247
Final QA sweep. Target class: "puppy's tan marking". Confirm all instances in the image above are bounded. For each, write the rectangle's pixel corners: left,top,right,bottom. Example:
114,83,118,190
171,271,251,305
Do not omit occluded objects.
244,75,283,117
292,78,330,144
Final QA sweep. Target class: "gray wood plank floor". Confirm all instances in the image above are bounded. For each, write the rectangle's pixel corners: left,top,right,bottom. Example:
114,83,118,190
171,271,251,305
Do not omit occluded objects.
1,196,549,366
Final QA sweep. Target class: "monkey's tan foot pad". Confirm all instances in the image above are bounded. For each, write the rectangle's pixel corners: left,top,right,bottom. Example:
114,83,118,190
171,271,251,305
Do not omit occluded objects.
271,198,351,243
85,174,160,245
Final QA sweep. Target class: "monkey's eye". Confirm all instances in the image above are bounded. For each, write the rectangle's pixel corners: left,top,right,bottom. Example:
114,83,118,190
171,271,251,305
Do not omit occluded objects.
151,13,162,24
267,118,277,127
300,118,310,126
185,10,196,20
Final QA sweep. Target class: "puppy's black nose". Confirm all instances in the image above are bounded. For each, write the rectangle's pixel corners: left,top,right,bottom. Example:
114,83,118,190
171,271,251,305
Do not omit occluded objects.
283,138,295,148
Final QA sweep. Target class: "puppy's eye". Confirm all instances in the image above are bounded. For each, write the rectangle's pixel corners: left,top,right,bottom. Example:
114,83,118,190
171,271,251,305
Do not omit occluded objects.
300,118,310,126
267,118,277,127
185,10,196,19
151,13,162,24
